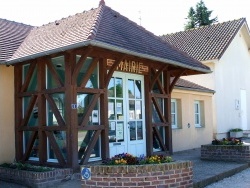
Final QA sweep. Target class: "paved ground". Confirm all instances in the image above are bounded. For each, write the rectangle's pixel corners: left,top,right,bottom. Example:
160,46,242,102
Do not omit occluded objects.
1,140,250,188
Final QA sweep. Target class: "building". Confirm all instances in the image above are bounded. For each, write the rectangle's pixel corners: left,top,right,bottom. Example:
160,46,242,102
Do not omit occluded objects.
163,18,250,139
1,1,210,170
0,18,33,164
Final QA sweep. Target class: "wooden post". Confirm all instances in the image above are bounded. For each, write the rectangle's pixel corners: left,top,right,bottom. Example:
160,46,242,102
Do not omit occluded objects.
14,64,23,161
65,53,78,170
99,58,109,159
37,58,47,164
164,70,173,154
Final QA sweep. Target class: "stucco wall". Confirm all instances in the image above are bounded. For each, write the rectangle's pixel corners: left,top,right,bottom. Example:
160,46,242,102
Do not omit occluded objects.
180,28,250,139
213,30,250,138
0,65,15,163
172,89,213,152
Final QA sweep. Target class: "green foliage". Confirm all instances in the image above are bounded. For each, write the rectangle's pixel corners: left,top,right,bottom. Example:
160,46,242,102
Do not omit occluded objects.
230,128,243,132
211,138,243,146
0,162,54,172
185,0,218,30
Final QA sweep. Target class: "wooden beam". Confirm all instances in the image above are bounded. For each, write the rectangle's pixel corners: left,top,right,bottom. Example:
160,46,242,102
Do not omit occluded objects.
150,65,168,93
80,130,101,164
21,62,37,92
169,69,186,93
21,95,37,127
46,131,66,166
164,71,172,154
46,58,64,87
80,93,101,127
80,57,99,87
144,73,153,156
72,47,93,84
21,131,38,161
99,58,109,160
37,58,47,164
44,94,66,126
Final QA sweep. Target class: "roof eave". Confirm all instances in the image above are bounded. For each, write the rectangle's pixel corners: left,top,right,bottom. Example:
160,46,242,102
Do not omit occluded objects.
5,40,211,74
174,86,215,94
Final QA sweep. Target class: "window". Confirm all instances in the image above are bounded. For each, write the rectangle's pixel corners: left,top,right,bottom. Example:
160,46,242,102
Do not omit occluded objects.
194,100,204,127
171,99,177,128
171,99,182,129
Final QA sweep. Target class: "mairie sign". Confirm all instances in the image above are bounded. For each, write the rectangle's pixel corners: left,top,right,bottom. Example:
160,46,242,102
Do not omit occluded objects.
107,59,149,74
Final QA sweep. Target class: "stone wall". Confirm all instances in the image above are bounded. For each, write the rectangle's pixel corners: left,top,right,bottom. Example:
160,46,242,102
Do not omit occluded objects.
81,161,193,188
0,167,73,188
201,145,250,162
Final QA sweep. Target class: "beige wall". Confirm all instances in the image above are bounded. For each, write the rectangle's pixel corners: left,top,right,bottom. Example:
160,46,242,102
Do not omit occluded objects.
0,65,15,163
172,88,213,152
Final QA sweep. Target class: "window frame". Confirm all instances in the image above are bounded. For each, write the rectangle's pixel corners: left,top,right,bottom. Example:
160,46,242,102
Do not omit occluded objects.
171,99,178,129
194,100,201,127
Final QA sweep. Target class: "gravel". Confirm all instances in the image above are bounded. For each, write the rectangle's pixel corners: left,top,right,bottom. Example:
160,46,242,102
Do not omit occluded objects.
205,168,250,188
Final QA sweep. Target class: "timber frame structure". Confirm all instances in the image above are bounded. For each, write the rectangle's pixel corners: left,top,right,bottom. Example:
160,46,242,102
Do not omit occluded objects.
4,1,211,170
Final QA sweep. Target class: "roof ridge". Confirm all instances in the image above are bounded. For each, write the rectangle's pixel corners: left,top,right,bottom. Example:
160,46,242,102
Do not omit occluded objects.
87,5,105,40
165,18,245,36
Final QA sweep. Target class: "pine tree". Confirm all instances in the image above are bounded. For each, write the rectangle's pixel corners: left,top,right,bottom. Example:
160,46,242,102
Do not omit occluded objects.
184,0,218,30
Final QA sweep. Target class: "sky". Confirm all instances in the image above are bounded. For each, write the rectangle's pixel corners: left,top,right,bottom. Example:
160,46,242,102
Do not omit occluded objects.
0,0,250,35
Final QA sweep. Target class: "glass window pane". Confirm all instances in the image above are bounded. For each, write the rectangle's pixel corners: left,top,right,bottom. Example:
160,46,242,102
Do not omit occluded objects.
108,99,115,120
137,121,143,140
116,99,124,120
78,130,100,160
135,100,142,119
23,97,39,126
129,121,136,141
128,79,135,98
135,80,141,99
47,93,65,126
76,56,98,88
109,121,116,142
47,56,65,89
48,131,67,160
23,64,37,92
24,131,39,159
108,77,115,97
77,94,99,125
115,78,123,98
129,100,135,119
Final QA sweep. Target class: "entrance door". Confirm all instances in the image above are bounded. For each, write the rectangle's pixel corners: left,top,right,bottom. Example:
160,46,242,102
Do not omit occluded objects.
108,72,146,157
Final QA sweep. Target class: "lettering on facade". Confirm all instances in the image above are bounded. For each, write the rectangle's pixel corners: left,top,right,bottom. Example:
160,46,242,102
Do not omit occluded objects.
107,59,148,74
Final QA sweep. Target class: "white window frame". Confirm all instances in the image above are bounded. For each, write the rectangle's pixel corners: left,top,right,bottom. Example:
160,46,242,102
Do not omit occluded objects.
171,99,178,129
194,101,201,127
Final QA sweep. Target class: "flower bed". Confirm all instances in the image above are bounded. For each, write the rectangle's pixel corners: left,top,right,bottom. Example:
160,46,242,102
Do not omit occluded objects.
0,166,73,188
81,154,193,188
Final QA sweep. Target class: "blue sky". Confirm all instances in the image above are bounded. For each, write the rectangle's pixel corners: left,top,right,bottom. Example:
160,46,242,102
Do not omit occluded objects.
1,0,249,35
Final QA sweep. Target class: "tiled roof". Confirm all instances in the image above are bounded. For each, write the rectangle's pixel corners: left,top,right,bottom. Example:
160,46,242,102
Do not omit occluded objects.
162,18,246,61
174,78,214,93
0,18,33,63
5,4,210,73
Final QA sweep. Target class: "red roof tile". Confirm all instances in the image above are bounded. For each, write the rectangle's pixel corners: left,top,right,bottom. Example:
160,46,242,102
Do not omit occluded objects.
162,18,245,61
0,19,33,63
5,4,210,73
174,78,214,93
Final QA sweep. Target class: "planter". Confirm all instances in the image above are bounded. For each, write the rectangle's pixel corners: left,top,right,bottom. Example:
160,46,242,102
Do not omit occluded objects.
230,131,243,138
201,144,250,162
81,161,193,188
0,167,73,188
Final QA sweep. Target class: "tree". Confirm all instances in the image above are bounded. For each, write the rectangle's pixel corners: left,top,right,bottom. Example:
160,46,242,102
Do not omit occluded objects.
184,0,218,30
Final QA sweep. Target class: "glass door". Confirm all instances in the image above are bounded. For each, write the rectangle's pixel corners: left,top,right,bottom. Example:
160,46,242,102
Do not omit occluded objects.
108,72,146,157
